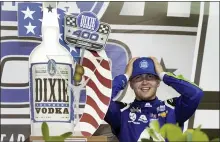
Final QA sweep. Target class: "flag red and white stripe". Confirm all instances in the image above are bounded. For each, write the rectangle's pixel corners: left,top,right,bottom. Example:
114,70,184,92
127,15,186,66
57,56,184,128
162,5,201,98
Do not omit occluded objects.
77,50,112,136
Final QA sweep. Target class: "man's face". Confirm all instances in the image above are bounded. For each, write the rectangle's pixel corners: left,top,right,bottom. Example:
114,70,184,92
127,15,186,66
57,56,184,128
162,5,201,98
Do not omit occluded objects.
130,74,160,101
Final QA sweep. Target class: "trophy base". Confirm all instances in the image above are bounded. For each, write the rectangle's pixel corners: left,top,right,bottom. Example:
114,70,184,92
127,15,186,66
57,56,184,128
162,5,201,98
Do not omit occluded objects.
29,136,107,142
72,131,83,136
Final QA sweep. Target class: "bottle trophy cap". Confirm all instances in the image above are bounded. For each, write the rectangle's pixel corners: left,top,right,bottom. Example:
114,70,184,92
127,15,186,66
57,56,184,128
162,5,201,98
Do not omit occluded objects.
42,2,59,28
41,2,60,43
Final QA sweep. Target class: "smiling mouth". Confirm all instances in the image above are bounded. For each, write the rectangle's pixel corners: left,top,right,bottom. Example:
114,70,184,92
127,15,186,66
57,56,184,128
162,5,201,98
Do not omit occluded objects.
141,87,150,92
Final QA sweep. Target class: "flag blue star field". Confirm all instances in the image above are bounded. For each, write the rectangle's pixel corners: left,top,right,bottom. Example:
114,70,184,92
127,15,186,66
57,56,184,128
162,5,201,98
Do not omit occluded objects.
19,2,80,57
18,3,42,37
3,2,80,57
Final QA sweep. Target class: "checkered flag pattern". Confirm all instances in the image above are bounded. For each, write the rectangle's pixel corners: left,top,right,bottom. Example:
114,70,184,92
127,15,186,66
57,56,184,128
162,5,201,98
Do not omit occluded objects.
98,24,110,34
66,16,76,27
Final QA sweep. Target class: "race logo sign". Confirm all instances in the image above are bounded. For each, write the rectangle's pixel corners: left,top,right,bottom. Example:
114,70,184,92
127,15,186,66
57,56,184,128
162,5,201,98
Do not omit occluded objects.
64,11,111,51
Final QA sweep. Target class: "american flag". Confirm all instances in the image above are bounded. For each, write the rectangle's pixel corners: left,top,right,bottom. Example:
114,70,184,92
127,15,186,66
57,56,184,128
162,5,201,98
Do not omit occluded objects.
79,50,112,136
1,2,112,136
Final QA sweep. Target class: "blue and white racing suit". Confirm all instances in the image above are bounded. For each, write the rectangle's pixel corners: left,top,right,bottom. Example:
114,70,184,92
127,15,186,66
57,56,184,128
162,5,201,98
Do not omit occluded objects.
104,72,204,142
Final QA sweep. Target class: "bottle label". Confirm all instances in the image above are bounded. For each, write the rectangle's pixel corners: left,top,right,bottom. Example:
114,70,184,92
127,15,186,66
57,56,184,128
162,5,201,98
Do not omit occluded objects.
30,59,73,122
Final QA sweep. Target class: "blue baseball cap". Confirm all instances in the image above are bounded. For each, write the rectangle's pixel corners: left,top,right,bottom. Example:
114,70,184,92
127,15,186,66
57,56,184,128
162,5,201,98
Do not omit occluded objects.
130,57,158,79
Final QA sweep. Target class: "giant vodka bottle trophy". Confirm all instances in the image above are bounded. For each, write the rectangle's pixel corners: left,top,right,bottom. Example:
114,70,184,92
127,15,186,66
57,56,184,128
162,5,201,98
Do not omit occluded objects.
29,2,75,136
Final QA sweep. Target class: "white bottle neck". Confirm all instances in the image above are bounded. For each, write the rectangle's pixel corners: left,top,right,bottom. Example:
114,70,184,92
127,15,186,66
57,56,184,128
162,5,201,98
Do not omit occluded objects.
41,2,60,47
42,27,60,45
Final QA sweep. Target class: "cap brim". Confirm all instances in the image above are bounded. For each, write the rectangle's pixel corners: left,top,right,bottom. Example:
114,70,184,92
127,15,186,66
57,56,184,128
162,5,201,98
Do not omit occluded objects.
130,72,159,80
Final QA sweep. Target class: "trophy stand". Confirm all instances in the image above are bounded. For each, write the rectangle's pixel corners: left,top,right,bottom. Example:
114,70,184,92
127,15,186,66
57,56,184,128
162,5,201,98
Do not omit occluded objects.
29,136,107,142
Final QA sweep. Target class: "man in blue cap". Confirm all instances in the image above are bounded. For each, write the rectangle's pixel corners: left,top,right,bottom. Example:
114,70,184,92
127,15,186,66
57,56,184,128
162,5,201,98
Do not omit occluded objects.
104,57,204,142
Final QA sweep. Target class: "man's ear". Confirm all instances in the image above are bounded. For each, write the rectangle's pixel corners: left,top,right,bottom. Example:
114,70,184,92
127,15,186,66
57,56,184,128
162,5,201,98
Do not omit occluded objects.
157,80,160,87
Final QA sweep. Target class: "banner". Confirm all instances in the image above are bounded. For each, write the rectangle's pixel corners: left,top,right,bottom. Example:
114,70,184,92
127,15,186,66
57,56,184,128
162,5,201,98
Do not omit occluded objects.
1,1,219,141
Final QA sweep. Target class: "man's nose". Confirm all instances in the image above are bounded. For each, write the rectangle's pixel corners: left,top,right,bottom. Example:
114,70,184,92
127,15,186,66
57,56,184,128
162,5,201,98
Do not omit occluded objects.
142,79,149,84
